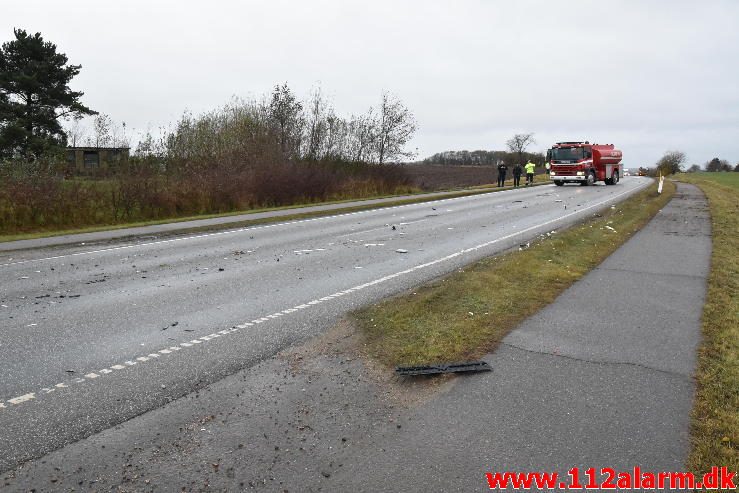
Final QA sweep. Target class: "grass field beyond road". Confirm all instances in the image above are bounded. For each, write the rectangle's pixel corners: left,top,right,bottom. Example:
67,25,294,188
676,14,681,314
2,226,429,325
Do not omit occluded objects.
354,180,674,368
678,173,738,475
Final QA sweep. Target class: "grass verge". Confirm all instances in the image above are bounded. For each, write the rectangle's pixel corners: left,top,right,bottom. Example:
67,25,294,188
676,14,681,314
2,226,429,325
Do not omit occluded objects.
353,179,674,368
0,182,551,246
677,173,738,474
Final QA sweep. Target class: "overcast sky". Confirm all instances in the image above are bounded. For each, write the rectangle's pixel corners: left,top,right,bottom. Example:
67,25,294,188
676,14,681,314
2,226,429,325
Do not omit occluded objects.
4,1,738,167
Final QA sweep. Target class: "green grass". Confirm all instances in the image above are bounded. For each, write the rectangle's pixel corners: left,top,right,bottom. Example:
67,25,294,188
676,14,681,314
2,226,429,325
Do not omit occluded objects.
354,180,675,367
684,171,739,188
677,173,738,475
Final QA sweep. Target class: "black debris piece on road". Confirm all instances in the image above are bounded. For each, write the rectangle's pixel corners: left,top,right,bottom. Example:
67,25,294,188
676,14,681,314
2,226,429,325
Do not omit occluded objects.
395,361,492,376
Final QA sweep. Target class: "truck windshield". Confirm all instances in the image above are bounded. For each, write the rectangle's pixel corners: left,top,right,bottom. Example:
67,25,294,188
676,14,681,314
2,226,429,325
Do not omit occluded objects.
551,147,584,162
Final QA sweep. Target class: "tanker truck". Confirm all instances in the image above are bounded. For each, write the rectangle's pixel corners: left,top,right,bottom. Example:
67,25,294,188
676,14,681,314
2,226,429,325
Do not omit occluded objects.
547,141,623,186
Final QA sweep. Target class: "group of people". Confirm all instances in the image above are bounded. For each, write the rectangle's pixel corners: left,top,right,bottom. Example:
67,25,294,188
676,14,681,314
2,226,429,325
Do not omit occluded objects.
497,160,536,187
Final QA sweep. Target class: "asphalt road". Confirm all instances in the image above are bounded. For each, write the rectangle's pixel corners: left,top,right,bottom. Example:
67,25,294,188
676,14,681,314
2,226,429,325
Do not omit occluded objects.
0,178,650,473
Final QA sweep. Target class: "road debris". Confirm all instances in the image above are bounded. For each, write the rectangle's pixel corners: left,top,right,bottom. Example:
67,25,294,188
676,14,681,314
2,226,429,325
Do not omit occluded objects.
395,361,492,376
395,249,408,254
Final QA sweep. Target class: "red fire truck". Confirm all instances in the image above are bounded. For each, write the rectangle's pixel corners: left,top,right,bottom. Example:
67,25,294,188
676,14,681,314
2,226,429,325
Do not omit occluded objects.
547,141,623,186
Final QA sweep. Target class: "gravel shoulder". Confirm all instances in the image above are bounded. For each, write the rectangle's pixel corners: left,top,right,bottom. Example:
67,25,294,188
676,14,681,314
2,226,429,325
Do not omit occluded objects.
2,320,451,492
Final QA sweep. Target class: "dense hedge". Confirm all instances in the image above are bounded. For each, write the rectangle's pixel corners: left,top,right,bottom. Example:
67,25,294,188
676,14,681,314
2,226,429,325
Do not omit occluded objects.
0,160,412,234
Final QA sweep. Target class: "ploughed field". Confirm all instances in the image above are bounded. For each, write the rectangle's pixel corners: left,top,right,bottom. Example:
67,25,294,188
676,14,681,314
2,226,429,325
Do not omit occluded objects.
405,163,546,191
404,164,496,190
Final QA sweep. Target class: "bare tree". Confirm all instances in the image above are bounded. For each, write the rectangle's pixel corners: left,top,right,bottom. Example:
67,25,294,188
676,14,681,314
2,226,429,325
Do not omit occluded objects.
321,110,349,160
268,83,303,157
375,92,416,164
506,133,536,164
64,117,87,147
687,164,701,173
656,150,685,175
91,113,112,147
108,120,130,148
348,109,377,163
304,87,327,160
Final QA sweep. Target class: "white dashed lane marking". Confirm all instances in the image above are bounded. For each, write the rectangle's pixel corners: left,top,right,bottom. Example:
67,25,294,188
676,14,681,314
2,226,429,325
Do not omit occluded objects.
1,185,645,410
8,394,35,405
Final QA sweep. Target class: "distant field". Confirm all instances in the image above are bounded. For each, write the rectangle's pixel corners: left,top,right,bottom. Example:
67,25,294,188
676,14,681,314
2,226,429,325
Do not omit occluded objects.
404,163,547,190
404,164,494,190
688,171,739,189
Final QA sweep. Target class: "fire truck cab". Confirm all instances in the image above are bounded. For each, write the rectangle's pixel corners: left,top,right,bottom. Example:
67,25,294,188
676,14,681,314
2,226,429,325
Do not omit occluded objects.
547,141,623,186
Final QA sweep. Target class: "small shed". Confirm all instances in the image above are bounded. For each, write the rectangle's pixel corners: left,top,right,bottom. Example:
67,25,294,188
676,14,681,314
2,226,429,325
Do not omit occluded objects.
66,147,130,173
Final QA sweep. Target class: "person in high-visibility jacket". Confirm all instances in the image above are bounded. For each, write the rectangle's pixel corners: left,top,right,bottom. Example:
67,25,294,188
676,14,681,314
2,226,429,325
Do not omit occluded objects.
525,160,536,185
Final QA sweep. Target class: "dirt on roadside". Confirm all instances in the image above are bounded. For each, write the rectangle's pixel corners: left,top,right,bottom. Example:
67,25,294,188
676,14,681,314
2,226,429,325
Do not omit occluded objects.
2,319,458,492
281,318,457,410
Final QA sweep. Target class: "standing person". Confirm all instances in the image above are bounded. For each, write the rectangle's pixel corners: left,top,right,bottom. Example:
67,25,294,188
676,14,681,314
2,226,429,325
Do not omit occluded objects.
525,159,536,186
497,161,508,187
512,162,523,187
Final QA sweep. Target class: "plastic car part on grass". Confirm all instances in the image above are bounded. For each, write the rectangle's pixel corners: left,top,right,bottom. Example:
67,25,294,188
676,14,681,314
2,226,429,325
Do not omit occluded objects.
395,361,492,376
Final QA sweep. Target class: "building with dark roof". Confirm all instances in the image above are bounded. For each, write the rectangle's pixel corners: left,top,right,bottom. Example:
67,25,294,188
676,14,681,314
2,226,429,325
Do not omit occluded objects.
66,147,130,173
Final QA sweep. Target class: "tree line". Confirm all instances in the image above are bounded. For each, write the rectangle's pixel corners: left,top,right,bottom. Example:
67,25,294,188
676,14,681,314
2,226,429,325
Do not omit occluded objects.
644,151,739,176
423,149,544,166
422,133,544,167
0,29,417,168
133,84,417,171
0,28,418,234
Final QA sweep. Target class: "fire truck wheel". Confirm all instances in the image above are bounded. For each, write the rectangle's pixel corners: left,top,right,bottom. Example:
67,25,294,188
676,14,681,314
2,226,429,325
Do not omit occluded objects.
586,171,595,186
613,171,619,184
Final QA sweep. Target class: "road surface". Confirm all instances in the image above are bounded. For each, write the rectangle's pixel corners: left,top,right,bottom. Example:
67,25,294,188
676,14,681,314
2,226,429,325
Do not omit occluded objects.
0,178,650,473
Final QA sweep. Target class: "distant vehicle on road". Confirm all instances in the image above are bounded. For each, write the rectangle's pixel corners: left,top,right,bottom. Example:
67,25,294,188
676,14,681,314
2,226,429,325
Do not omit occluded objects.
547,141,623,186
623,169,631,176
